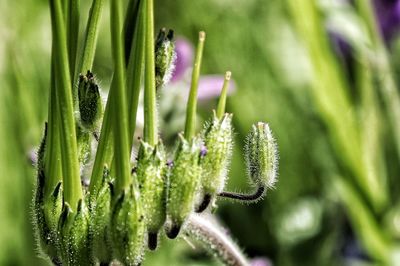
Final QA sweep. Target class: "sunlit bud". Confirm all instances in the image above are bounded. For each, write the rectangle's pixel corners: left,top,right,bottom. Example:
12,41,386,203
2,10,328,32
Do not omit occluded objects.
155,28,176,90
245,122,278,190
110,186,146,265
166,135,202,239
135,141,167,250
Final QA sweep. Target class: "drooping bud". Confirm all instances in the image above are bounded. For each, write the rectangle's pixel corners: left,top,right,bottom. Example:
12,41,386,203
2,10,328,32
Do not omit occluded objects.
197,112,233,212
110,185,146,265
77,70,102,132
155,28,176,90
59,200,91,266
135,141,167,250
89,167,113,264
166,135,202,239
245,122,278,190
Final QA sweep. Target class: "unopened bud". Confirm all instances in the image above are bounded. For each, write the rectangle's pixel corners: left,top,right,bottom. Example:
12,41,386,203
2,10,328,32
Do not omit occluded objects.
245,122,278,189
135,141,167,250
59,200,91,265
166,136,202,238
77,70,102,132
155,28,176,90
110,186,146,265
198,113,233,212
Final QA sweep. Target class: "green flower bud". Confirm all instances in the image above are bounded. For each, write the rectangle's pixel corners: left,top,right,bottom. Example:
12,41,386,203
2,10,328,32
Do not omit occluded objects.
198,113,233,212
166,135,202,239
135,141,167,250
77,70,102,132
245,122,278,190
90,167,113,264
59,200,91,266
110,186,146,266
155,28,176,90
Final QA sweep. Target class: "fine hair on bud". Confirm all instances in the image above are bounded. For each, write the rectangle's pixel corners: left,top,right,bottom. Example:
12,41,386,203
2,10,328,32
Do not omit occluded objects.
245,122,278,190
155,28,176,90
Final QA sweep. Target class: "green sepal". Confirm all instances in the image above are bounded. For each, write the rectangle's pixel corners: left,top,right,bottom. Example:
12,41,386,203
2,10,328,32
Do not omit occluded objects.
59,200,92,266
89,167,113,264
110,185,145,265
200,112,233,200
166,135,202,238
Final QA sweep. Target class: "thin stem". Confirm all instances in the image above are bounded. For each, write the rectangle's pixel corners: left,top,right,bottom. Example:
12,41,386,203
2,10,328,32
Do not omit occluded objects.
184,31,205,139
50,0,82,211
76,0,104,76
123,0,141,65
110,0,131,193
44,57,63,198
127,0,145,148
218,186,265,203
216,71,231,119
68,0,80,83
184,214,250,266
143,0,157,145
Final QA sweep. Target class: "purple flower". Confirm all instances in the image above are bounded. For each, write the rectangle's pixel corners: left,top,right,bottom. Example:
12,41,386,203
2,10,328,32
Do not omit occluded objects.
373,0,400,40
172,37,236,100
172,38,194,82
250,257,272,266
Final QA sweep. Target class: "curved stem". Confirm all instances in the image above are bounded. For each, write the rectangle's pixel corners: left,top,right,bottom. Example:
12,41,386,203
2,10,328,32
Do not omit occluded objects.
184,31,205,139
184,214,250,266
218,186,265,203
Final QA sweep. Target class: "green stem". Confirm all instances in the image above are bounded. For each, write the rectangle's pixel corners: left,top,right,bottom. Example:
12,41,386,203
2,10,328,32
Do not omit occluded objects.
68,0,80,83
44,56,63,198
124,0,141,65
184,31,206,139
110,0,131,193
216,71,231,119
127,0,145,148
76,0,103,76
50,0,82,211
143,0,157,145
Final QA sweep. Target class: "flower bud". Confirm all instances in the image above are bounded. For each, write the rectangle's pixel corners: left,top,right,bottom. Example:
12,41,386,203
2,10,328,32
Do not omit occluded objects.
77,70,102,132
110,186,146,265
59,200,91,266
89,167,113,264
166,135,202,239
245,122,278,190
155,28,176,90
135,141,167,250
198,113,233,211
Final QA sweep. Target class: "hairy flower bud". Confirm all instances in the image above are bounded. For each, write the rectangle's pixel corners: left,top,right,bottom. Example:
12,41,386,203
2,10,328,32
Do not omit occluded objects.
59,200,91,266
166,135,202,239
198,113,233,212
77,70,102,132
155,28,176,90
110,186,146,265
90,167,113,264
245,122,278,190
135,141,167,250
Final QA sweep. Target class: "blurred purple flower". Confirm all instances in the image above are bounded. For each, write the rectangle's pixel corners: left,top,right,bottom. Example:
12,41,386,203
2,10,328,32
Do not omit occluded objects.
250,257,272,266
172,38,194,82
373,0,400,40
172,37,236,100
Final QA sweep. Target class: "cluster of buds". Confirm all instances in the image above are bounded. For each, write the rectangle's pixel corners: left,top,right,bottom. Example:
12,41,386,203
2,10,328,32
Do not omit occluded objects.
33,0,278,265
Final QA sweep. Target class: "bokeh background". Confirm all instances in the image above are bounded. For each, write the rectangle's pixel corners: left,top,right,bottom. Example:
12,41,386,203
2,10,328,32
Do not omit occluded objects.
2,0,400,265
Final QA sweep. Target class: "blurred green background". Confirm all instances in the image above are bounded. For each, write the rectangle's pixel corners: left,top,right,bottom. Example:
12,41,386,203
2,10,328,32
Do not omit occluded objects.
2,0,400,265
